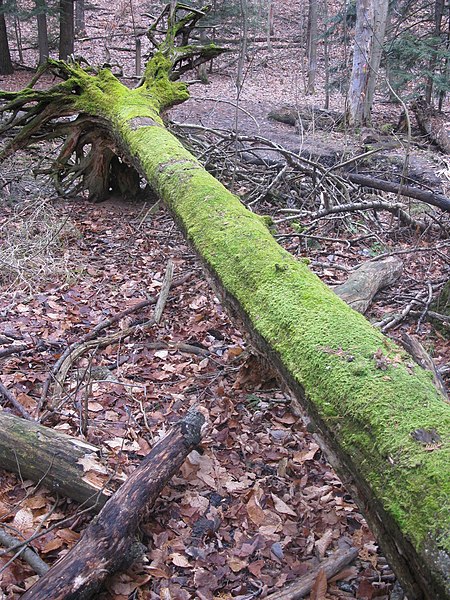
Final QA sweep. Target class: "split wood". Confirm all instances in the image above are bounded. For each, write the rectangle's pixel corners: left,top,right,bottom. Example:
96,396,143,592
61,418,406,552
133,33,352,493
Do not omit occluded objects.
21,409,205,600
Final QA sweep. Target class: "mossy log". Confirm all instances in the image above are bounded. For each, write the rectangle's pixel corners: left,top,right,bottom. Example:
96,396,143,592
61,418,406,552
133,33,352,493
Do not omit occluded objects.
21,410,205,599
0,6,449,599
0,411,113,508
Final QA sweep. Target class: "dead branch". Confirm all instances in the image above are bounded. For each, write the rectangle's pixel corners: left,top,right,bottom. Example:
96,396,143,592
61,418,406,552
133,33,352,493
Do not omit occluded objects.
400,333,448,401
344,173,450,213
411,99,450,155
0,342,31,359
333,257,403,314
276,199,431,232
265,546,358,600
0,528,49,576
153,259,174,323
21,409,206,600
0,380,33,420
0,412,115,508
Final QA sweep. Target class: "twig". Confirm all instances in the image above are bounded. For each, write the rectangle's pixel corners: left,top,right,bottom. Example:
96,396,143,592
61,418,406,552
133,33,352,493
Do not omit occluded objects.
154,260,174,324
416,281,433,333
370,242,450,262
275,199,430,232
248,164,288,208
0,528,49,576
38,272,191,412
0,342,31,359
0,381,33,420
374,289,426,332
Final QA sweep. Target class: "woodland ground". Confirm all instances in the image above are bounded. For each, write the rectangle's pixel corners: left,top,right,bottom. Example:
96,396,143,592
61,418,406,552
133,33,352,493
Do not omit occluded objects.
0,1,449,599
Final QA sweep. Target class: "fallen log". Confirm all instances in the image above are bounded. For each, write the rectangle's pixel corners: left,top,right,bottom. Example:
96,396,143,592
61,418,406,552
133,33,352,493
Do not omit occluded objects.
0,411,113,508
344,172,450,212
268,105,345,130
333,257,403,314
21,409,205,599
412,99,450,155
0,6,449,599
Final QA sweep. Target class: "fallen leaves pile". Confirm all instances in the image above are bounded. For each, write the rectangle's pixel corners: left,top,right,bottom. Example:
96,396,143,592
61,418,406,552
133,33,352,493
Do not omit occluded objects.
0,194,397,599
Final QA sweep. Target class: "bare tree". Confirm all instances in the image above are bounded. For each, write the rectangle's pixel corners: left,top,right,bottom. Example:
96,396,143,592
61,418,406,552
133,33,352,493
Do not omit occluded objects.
35,0,49,64
0,0,13,74
425,0,445,104
348,0,389,126
75,0,85,36
306,0,318,94
59,0,74,60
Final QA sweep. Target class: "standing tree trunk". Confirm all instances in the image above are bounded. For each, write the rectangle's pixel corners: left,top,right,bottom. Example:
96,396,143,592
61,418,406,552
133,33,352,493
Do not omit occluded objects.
266,0,274,52
425,0,445,104
0,6,449,597
0,0,13,74
323,0,330,108
35,0,49,65
75,0,85,36
348,0,389,126
59,0,74,60
306,0,318,94
365,0,389,118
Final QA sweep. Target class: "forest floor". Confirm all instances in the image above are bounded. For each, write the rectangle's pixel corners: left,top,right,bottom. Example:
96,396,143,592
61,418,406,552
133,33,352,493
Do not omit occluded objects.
0,1,449,599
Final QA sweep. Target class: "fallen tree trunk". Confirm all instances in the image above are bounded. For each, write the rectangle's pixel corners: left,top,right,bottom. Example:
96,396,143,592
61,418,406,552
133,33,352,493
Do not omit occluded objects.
0,7,449,599
344,172,450,212
333,256,403,314
0,411,113,508
21,409,205,599
412,99,450,155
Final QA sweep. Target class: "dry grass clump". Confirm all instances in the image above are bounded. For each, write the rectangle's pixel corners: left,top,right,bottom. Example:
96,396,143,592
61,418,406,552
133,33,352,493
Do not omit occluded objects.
0,197,82,292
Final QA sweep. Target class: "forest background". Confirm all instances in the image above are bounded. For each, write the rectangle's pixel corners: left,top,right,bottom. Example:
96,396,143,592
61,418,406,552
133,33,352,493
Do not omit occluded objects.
0,1,449,599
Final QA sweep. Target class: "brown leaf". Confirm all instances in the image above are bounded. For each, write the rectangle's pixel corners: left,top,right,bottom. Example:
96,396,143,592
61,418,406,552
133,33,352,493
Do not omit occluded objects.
246,489,266,526
310,568,327,600
315,529,333,558
12,508,33,533
271,493,297,517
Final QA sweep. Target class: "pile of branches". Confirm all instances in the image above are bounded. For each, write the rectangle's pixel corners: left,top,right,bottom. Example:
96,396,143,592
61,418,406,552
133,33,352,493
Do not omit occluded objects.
171,121,450,237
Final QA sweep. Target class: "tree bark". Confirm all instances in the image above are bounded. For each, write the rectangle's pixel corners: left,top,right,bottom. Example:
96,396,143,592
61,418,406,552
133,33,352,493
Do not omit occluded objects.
0,412,113,508
306,0,318,94
0,17,449,598
333,256,403,314
35,0,49,65
21,410,205,600
59,0,74,60
0,0,13,75
412,99,450,155
75,0,85,36
348,0,389,126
